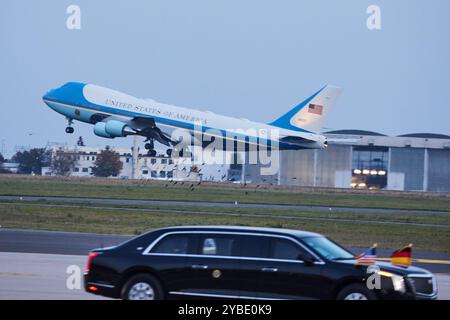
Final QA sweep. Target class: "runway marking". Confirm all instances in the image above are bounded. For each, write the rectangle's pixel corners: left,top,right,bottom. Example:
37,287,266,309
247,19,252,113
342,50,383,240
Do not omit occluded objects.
0,272,36,277
377,258,450,265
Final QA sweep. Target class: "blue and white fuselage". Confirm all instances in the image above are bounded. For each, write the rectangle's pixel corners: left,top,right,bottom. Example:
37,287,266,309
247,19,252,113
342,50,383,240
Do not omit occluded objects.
43,82,342,151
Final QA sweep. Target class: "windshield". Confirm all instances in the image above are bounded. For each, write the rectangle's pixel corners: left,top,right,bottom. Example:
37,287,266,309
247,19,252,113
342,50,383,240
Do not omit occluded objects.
302,237,354,261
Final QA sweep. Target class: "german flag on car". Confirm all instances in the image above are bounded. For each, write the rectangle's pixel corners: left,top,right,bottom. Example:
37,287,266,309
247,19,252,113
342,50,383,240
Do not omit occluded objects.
391,244,413,267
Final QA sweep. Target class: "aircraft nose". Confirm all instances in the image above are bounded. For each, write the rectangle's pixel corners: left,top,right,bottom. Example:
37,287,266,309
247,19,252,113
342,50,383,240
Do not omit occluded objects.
42,90,53,102
42,88,61,104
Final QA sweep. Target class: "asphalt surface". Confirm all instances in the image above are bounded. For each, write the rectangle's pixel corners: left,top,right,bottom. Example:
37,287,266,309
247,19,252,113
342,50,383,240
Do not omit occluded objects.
1,195,449,215
0,251,448,300
0,252,110,300
1,228,450,273
0,229,449,300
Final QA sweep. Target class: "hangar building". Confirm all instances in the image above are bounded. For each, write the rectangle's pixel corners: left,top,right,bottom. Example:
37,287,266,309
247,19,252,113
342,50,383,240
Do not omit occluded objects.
242,130,450,193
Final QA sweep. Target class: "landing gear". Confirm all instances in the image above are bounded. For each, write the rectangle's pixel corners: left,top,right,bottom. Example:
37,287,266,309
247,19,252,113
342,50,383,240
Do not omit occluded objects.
65,118,74,134
144,140,157,157
65,126,74,134
145,142,154,150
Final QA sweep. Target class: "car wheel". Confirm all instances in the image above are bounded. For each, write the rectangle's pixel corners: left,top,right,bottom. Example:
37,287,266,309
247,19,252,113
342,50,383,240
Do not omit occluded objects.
121,273,164,300
336,283,378,300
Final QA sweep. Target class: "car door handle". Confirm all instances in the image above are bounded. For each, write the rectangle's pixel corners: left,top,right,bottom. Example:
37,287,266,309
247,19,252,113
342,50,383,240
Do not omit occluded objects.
261,267,278,272
191,264,209,270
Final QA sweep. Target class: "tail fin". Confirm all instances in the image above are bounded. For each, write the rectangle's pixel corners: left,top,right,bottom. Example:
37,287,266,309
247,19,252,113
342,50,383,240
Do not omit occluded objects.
269,85,342,133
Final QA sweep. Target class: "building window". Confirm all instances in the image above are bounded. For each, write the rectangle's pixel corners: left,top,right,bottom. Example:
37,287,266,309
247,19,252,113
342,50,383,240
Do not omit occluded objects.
169,160,174,165
142,170,149,175
160,171,166,178
126,158,130,163
74,168,80,172
151,159,157,165
167,171,173,178
161,159,167,164
351,146,388,190
86,156,90,161
82,168,89,173
151,171,157,178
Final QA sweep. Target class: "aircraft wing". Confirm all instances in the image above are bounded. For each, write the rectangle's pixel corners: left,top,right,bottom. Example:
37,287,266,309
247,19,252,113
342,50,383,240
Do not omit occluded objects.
129,116,174,146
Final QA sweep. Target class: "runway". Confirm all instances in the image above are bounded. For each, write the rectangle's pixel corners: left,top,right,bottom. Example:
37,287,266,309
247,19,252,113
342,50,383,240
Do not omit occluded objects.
1,195,448,215
0,252,110,300
1,229,449,300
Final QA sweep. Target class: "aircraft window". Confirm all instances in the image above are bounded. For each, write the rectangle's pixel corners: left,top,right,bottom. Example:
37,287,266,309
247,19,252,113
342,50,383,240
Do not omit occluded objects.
271,239,306,260
151,235,190,254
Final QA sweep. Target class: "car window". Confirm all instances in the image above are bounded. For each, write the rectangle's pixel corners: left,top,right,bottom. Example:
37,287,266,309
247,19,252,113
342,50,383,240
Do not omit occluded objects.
271,238,306,260
231,235,269,258
200,237,234,256
302,236,353,260
198,234,269,258
151,235,190,254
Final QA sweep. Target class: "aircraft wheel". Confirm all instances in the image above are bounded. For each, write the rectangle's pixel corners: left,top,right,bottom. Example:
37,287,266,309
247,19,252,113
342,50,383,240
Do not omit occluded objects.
65,127,74,134
145,143,154,150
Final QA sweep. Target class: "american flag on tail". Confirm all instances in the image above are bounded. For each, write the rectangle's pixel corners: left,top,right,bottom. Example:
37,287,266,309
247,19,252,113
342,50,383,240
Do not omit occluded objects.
308,103,323,115
355,244,377,265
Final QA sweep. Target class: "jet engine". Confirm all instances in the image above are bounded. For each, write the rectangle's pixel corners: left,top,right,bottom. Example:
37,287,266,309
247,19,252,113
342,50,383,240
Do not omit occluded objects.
94,120,130,139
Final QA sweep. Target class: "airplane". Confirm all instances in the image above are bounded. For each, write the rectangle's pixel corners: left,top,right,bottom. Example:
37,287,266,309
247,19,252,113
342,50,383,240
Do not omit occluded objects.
42,82,342,157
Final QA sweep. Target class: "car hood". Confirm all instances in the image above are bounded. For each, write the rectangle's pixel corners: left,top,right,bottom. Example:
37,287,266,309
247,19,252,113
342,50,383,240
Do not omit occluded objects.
335,259,432,276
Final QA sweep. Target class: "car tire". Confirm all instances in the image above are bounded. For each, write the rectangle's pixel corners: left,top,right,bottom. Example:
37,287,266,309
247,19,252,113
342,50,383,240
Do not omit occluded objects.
336,283,378,300
121,273,164,300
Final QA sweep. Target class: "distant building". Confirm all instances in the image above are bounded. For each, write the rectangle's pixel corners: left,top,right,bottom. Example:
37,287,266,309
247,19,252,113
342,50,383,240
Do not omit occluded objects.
0,162,19,173
242,130,450,192
41,145,202,181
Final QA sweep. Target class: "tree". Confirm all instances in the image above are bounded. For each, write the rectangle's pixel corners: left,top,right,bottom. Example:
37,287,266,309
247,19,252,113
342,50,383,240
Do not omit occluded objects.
77,136,85,147
0,153,4,163
92,147,123,177
51,150,77,176
12,148,51,175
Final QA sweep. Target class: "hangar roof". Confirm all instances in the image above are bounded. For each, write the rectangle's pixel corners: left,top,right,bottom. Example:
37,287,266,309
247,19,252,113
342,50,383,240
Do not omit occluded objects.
324,129,386,136
397,133,450,139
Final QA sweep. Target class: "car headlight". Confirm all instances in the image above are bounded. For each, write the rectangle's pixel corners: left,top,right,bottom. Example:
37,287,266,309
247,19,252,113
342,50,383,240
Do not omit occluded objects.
391,274,406,293
377,270,406,293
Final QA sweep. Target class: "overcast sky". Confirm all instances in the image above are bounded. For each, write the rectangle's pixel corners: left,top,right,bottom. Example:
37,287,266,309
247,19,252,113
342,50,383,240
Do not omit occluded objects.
0,0,449,157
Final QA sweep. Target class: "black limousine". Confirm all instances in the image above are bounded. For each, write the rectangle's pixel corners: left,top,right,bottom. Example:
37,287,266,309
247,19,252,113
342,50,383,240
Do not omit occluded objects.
84,226,437,300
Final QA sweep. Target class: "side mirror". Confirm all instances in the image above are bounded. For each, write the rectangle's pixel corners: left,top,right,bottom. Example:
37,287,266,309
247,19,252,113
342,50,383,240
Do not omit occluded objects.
298,253,316,265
